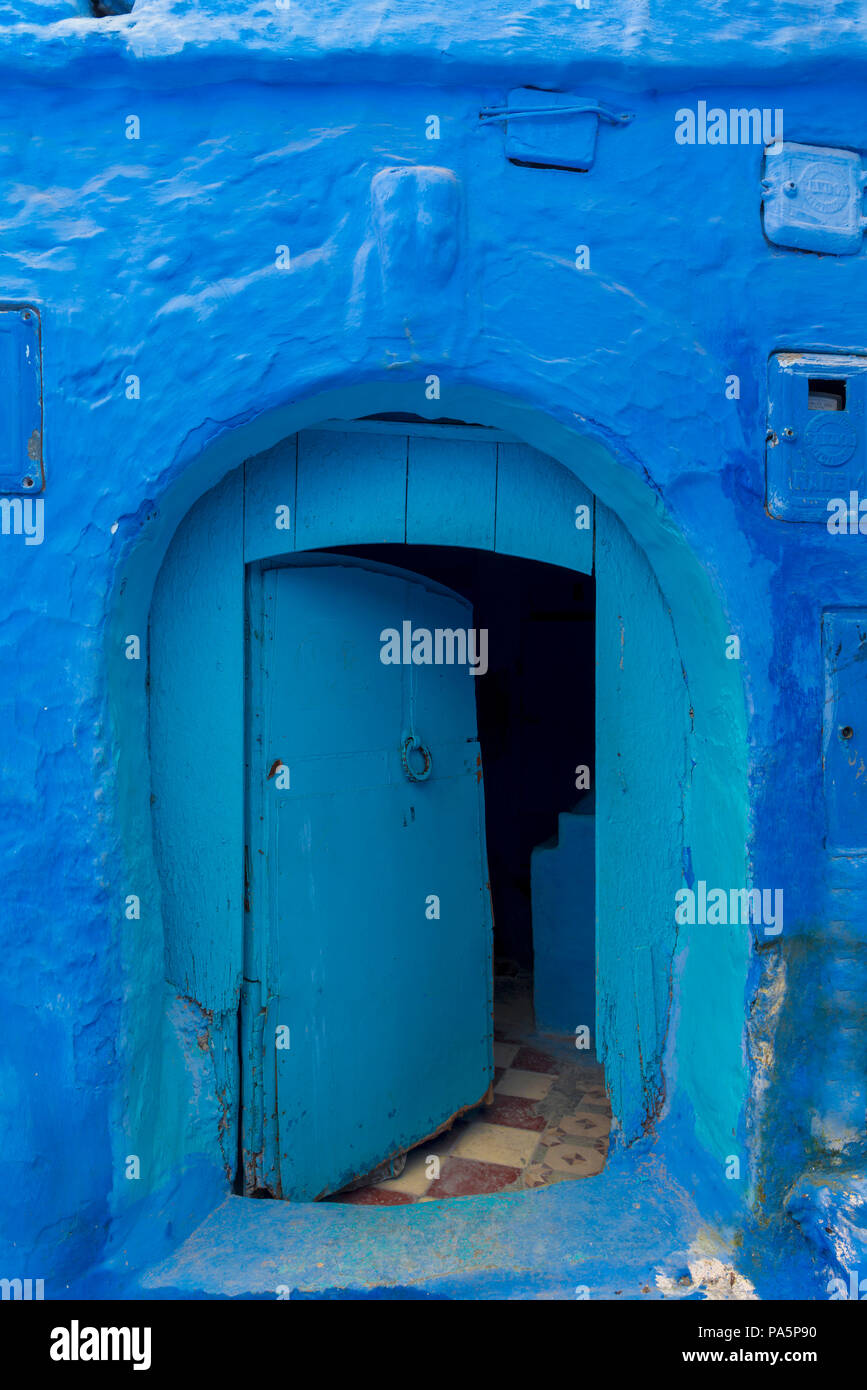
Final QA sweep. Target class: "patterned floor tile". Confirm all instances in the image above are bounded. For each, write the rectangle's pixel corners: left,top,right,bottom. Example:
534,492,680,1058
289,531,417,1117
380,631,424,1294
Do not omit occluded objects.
577,1099,612,1116
542,1141,607,1176
484,1092,547,1131
426,1155,523,1198
577,1084,609,1104
330,1186,416,1206
426,1122,466,1156
557,1110,611,1140
494,1068,555,1101
512,1045,558,1074
538,1125,567,1147
450,1119,540,1167
375,1148,436,1196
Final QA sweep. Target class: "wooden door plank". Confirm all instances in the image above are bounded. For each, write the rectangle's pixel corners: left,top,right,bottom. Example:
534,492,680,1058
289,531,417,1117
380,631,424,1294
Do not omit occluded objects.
594,503,687,1141
406,435,497,549
150,466,245,1011
295,429,408,550
496,441,593,573
244,436,298,563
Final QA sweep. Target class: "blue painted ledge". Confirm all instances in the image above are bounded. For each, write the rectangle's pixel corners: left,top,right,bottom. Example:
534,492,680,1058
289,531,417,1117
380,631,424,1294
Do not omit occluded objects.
69,1149,810,1301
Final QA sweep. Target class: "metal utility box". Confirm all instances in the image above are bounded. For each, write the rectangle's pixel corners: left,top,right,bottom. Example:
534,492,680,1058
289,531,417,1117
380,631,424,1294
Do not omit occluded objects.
762,142,867,255
0,306,43,495
766,351,867,520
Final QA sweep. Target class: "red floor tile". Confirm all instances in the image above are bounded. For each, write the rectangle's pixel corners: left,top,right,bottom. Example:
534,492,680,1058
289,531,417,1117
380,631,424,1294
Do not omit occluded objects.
512,1046,558,1074
483,1093,546,1131
329,1187,416,1206
426,1155,522,1198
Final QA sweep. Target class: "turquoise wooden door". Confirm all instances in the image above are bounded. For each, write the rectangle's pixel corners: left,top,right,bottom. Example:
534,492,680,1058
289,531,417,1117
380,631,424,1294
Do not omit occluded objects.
243,554,493,1200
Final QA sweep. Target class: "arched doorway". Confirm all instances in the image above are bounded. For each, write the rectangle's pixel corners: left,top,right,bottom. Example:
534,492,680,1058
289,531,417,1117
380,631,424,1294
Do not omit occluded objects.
146,413,704,1203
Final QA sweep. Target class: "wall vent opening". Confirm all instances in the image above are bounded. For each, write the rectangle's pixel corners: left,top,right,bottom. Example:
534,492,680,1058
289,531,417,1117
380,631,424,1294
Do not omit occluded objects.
88,1,134,16
808,378,847,411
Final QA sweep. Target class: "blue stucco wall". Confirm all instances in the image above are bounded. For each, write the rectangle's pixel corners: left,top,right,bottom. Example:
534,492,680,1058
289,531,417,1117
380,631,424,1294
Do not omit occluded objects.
1,0,865,1298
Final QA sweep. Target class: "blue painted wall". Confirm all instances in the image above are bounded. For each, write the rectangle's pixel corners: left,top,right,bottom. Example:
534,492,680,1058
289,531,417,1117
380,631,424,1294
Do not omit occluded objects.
532,805,595,1035
1,0,865,1299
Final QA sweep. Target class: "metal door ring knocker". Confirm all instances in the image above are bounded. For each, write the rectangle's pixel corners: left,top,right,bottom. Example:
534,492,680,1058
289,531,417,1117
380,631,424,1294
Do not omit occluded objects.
401,734,432,782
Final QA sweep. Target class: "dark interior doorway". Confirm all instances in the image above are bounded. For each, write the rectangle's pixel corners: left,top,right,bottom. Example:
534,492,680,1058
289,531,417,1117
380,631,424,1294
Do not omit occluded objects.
329,544,595,979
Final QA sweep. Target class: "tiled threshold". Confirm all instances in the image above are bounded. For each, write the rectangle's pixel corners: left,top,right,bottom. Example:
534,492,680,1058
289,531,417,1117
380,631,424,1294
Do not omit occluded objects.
326,972,612,1205
327,1047,609,1204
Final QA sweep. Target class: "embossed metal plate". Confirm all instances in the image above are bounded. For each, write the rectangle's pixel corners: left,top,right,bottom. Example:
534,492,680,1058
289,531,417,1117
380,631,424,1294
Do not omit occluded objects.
762,142,866,255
